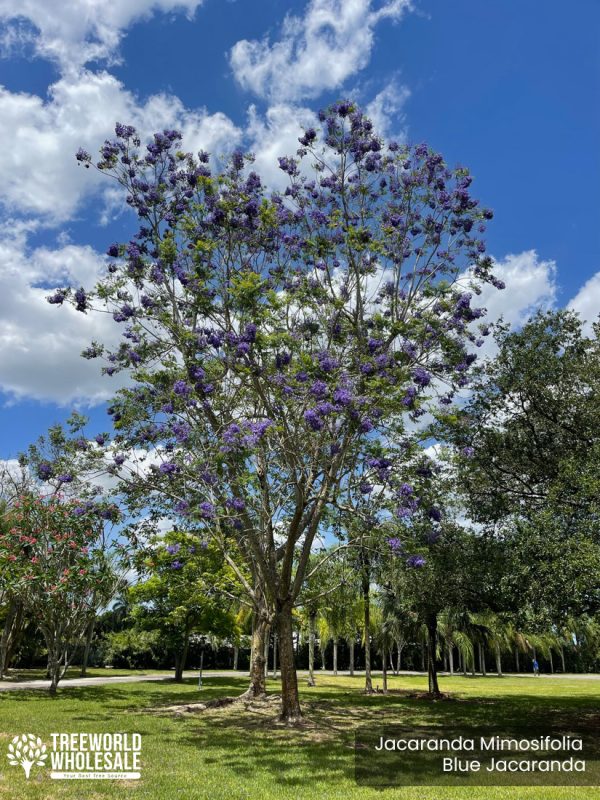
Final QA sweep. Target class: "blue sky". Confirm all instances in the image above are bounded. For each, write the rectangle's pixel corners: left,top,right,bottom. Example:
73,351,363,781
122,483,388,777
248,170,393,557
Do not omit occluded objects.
0,0,598,459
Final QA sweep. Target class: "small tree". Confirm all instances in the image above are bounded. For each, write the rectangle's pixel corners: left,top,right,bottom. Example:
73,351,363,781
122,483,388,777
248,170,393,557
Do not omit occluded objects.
129,529,240,681
0,494,119,692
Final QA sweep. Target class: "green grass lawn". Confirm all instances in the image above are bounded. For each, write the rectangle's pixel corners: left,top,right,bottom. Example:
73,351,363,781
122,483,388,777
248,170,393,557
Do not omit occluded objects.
0,672,598,800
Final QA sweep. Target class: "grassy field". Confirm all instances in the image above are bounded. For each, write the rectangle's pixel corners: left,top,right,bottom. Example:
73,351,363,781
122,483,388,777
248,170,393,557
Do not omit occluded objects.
0,672,598,800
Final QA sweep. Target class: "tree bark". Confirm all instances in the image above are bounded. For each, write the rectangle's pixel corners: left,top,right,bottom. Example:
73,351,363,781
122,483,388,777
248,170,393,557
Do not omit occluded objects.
333,638,338,676
549,649,554,674
495,644,502,677
560,645,566,673
241,614,268,699
277,602,301,723
362,573,373,693
233,646,239,671
174,629,190,682
426,615,440,697
0,598,21,678
349,637,355,676
307,611,316,686
264,624,270,679
515,648,520,672
272,633,277,679
382,648,388,693
479,643,486,676
80,617,96,678
448,644,454,675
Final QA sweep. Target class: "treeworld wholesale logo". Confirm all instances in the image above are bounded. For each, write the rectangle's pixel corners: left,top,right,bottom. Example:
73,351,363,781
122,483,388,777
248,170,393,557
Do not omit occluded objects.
6,733,142,780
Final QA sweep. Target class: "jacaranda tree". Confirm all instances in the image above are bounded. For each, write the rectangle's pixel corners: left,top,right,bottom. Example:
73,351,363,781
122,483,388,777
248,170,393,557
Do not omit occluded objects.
51,101,501,720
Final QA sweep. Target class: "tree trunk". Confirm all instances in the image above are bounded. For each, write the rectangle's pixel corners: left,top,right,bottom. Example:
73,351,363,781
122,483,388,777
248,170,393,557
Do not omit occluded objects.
264,625,270,679
80,617,96,678
479,643,486,676
241,614,268,699
397,642,403,673
333,638,338,676
47,644,62,695
443,649,448,673
495,644,502,677
549,649,554,674
174,629,190,682
448,645,454,675
362,574,373,693
560,646,566,673
233,646,239,671
426,615,440,697
349,637,355,676
0,598,21,678
515,648,520,672
421,640,426,672
277,602,301,723
382,648,388,693
307,611,316,686
461,650,467,677
272,633,277,679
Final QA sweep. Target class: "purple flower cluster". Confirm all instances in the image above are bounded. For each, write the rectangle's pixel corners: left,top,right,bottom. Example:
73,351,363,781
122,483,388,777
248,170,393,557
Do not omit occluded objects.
221,419,273,451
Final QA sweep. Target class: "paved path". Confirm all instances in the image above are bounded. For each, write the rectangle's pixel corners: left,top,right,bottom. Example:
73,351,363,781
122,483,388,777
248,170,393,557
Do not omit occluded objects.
0,671,226,692
1,669,598,692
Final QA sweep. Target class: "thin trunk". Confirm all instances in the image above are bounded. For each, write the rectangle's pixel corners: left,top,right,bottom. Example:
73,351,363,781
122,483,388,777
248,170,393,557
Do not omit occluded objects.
448,645,454,675
515,648,520,672
80,617,96,677
233,646,239,671
277,603,301,723
349,637,355,676
461,649,467,677
264,625,270,679
0,598,20,678
272,633,277,679
443,649,448,673
495,644,502,677
382,648,388,693
307,612,316,686
549,649,554,674
333,638,338,676
426,615,440,697
560,646,566,673
47,642,62,695
397,641,403,673
479,643,486,676
362,573,373,693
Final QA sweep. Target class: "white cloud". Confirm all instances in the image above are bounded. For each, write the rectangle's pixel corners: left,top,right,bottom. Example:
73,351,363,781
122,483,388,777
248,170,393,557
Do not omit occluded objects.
245,103,319,191
365,80,409,139
0,222,123,404
475,249,557,331
0,0,204,68
567,271,600,335
0,70,241,223
230,0,411,103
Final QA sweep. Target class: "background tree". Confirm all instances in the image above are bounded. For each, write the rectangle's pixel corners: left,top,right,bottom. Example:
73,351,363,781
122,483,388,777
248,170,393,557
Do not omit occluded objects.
0,493,120,692
129,529,240,681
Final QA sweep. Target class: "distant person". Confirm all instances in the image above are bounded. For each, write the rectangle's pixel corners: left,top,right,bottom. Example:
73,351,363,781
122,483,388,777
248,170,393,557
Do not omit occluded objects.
532,658,540,676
